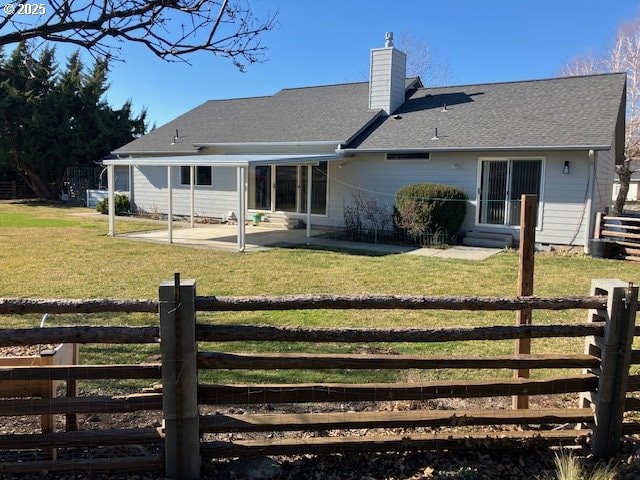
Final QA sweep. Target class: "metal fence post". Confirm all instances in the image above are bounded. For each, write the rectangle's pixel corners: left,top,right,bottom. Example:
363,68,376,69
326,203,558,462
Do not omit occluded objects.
159,274,200,479
582,279,638,458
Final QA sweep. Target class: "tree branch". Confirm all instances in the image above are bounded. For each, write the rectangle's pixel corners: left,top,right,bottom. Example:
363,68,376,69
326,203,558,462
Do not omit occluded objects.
0,0,275,69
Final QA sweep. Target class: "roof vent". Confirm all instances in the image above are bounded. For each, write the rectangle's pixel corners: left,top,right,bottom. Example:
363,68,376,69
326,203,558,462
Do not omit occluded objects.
171,129,180,145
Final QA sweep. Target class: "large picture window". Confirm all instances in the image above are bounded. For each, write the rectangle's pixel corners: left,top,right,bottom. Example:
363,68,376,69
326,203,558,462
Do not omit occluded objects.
180,166,212,186
478,159,542,226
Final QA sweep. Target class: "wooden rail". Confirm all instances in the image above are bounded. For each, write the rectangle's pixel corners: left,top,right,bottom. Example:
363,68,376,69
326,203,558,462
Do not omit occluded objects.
196,323,605,343
0,294,606,315
0,364,162,381
0,298,158,314
195,294,607,311
597,213,640,261
197,352,600,370
201,430,592,459
0,428,163,449
0,326,159,346
200,408,594,433
0,276,637,477
0,393,163,416
197,375,598,405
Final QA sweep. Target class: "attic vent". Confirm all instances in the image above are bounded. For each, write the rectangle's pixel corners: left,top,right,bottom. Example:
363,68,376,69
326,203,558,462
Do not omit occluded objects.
386,152,430,161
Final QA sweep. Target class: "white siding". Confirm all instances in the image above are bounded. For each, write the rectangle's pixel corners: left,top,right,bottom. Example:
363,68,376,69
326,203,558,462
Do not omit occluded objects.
594,147,616,214
132,166,238,218
307,151,594,246
307,152,479,233
369,48,406,114
129,149,600,247
536,151,591,246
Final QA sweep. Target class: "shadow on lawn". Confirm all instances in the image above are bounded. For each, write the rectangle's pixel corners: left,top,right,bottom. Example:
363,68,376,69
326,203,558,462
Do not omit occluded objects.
269,242,397,257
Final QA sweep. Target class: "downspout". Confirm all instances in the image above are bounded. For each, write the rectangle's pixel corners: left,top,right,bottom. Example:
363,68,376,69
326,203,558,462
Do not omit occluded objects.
190,165,195,228
236,166,246,252
306,164,312,239
107,164,115,236
583,149,596,254
128,165,134,207
167,166,173,244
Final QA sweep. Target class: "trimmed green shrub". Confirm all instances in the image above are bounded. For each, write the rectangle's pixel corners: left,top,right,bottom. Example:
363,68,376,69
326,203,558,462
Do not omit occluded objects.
96,194,130,215
394,183,467,238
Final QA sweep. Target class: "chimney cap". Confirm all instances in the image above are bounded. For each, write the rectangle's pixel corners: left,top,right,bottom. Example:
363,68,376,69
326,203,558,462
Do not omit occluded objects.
385,32,394,48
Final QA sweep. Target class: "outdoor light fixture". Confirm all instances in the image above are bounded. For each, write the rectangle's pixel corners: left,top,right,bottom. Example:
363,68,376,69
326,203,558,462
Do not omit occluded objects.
563,161,570,174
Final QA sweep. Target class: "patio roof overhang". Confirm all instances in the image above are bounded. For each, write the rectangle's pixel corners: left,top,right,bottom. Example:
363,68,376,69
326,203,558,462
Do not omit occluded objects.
104,153,344,252
103,153,343,168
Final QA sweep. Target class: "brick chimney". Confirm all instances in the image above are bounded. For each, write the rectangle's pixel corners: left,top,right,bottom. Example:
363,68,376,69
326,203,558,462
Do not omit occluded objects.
368,32,407,114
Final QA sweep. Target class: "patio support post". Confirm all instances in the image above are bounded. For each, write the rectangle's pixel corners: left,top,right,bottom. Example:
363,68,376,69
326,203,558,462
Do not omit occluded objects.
306,164,312,238
167,166,173,244
107,164,115,236
190,165,195,228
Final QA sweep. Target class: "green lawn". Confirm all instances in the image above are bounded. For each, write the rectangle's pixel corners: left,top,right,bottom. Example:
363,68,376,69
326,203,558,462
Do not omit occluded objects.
1,202,639,389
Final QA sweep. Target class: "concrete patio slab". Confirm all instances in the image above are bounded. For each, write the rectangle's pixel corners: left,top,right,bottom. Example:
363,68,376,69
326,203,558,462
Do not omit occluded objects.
119,223,502,260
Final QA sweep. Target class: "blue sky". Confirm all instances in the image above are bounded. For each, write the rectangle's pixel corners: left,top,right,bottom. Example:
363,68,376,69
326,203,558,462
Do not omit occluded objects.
99,0,640,128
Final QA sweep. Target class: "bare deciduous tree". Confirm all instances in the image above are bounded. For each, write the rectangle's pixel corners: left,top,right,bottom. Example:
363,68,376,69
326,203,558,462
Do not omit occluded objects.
395,32,452,86
561,19,640,214
0,0,276,70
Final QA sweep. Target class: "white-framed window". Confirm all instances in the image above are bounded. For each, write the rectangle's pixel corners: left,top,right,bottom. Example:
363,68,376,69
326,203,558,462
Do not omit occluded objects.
477,157,544,227
180,166,212,186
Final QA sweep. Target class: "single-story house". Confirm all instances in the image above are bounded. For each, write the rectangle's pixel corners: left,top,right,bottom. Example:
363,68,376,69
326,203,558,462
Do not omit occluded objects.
105,32,626,252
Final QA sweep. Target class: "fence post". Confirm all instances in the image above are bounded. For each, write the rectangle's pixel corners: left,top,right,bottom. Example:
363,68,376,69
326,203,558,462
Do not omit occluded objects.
593,211,602,240
11,180,16,199
159,275,200,479
513,194,536,410
582,279,638,458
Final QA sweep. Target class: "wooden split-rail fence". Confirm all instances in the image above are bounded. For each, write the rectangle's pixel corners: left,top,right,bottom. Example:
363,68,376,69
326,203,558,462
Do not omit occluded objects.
0,277,638,479
594,212,640,262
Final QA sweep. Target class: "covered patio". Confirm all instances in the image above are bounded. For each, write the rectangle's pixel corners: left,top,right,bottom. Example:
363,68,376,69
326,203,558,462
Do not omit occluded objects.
102,153,343,252
121,222,325,253
118,221,501,259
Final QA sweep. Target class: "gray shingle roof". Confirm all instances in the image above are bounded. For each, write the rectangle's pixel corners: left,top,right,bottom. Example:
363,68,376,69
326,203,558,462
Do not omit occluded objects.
114,73,625,155
349,73,626,151
114,82,380,154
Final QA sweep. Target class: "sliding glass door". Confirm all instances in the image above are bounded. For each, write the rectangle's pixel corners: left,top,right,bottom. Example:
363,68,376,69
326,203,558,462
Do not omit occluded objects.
478,159,542,226
248,165,271,210
274,166,298,212
249,162,328,214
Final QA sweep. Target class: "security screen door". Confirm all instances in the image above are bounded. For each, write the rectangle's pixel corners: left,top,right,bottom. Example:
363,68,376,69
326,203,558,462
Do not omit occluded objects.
275,166,298,212
479,159,541,226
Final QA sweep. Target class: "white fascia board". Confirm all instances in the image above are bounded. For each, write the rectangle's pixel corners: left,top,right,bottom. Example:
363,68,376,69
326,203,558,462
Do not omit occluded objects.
111,150,200,156
102,153,343,168
338,145,612,154
192,141,343,148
